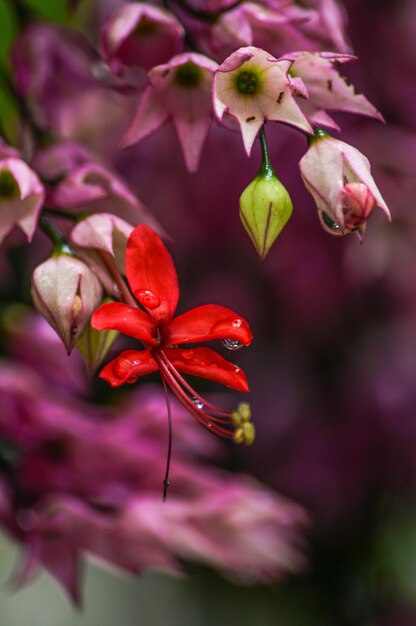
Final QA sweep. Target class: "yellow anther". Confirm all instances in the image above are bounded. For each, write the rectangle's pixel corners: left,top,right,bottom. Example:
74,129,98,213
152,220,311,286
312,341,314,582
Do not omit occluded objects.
242,422,255,445
71,294,82,320
233,422,255,445
231,411,241,426
233,426,244,444
237,402,251,422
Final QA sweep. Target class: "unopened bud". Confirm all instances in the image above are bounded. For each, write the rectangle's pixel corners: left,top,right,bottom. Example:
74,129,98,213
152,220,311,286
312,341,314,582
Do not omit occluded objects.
31,251,102,354
239,170,293,260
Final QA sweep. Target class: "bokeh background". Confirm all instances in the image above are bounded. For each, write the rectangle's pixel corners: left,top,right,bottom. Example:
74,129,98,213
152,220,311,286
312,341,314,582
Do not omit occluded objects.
0,0,416,624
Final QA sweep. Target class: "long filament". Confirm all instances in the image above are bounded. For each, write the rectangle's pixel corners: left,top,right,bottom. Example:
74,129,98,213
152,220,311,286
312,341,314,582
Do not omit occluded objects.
160,376,173,502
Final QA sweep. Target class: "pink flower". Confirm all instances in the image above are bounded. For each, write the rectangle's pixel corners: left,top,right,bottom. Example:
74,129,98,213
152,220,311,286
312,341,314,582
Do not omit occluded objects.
48,161,161,231
211,3,315,60
285,51,384,130
121,52,218,172
0,158,44,244
266,0,351,53
31,253,103,353
213,46,313,156
299,132,391,238
70,212,134,298
101,3,184,73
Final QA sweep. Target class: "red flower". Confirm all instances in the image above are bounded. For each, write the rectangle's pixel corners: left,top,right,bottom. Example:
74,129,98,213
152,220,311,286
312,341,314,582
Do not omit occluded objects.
91,225,254,443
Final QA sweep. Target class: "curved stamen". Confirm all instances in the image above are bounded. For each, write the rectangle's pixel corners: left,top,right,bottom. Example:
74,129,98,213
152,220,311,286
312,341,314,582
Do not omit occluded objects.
153,351,234,438
157,350,231,419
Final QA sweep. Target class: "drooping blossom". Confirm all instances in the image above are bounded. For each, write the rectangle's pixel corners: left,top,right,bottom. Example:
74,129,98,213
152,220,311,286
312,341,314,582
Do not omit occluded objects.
285,51,384,130
0,158,45,245
0,316,307,602
214,46,313,156
101,3,184,74
121,53,218,172
92,225,254,444
211,3,315,60
299,131,390,238
48,161,161,231
266,0,351,54
12,24,100,130
31,252,103,353
70,212,134,298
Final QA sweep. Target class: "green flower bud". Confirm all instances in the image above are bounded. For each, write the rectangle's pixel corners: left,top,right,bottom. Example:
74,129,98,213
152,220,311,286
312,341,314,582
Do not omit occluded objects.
76,298,119,377
239,168,293,260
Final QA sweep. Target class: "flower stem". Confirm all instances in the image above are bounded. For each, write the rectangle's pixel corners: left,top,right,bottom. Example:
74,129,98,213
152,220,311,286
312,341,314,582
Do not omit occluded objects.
258,127,273,178
38,214,67,248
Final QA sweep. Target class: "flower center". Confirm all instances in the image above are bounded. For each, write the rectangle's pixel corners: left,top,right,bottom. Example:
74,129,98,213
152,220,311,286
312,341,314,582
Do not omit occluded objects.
235,69,260,96
175,62,202,88
134,16,157,37
0,169,19,199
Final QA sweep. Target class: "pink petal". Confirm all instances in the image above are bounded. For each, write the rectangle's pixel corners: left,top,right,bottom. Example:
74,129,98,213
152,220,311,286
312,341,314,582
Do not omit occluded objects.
120,86,169,149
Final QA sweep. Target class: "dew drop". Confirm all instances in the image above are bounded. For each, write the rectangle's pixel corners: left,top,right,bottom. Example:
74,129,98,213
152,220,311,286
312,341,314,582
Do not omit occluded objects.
319,211,342,235
135,288,160,309
182,349,194,361
231,318,244,329
222,338,244,350
192,397,204,410
114,358,133,378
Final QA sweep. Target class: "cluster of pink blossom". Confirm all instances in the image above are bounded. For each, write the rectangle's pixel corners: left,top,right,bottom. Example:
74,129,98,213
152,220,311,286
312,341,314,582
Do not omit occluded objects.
0,311,306,602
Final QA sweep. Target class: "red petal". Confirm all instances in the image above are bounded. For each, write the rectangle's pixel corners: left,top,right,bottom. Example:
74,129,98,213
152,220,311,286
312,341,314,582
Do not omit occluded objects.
99,349,158,386
163,347,249,392
125,225,178,322
167,305,253,346
91,302,156,344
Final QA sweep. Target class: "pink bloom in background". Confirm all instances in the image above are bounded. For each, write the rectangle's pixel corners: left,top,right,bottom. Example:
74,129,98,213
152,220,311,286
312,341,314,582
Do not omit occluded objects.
299,132,390,238
48,161,162,231
214,46,312,155
266,0,351,53
0,158,44,244
101,3,184,74
0,313,307,603
211,3,315,60
121,52,218,172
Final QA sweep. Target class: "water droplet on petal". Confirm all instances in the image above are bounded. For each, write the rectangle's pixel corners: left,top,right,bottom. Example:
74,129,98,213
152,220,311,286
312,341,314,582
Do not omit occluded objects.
231,318,244,329
319,211,343,236
114,358,134,378
192,397,204,410
182,349,194,360
135,288,160,309
222,338,243,350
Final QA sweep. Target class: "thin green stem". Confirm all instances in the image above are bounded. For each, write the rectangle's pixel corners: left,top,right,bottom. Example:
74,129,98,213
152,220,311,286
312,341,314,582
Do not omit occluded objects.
0,64,49,144
258,127,273,178
43,207,84,222
38,214,66,248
